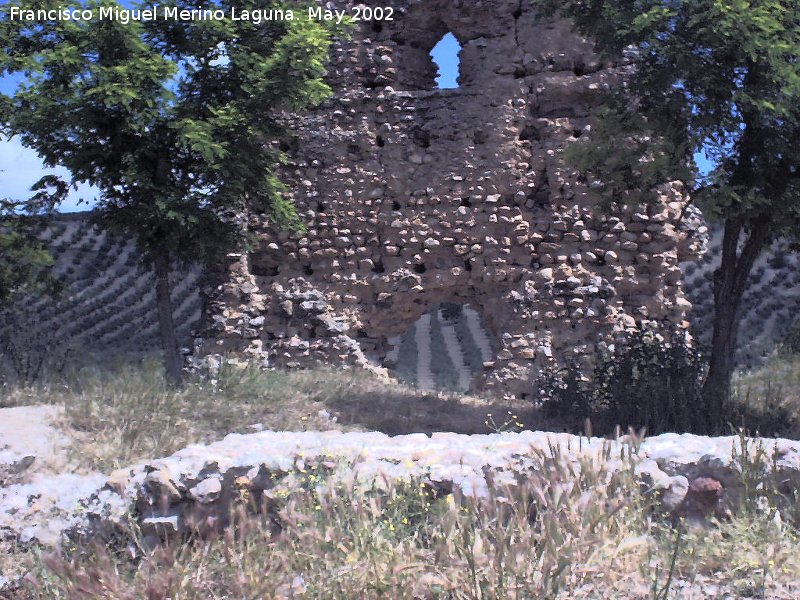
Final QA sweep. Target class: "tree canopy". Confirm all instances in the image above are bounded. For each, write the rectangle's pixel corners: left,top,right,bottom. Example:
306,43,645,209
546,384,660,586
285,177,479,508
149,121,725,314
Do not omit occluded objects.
1,0,339,383
538,0,800,423
541,0,800,215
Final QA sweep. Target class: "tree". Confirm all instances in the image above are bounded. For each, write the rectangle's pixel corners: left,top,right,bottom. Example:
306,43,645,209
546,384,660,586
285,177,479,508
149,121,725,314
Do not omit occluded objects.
0,0,337,385
0,194,56,306
0,176,67,382
537,0,800,424
0,171,70,306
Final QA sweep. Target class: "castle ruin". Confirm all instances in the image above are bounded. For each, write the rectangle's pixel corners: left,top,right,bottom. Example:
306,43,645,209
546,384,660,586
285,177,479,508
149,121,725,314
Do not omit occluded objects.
198,0,704,397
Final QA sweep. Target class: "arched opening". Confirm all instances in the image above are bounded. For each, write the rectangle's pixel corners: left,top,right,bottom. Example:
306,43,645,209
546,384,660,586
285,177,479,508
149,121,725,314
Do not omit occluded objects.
384,301,495,391
430,32,461,89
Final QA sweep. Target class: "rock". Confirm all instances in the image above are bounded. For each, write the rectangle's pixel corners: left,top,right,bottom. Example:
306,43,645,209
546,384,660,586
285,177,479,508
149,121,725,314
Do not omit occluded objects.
538,268,554,281
683,477,724,515
8,456,35,475
144,469,182,504
188,478,223,504
0,405,73,485
142,514,180,533
661,476,689,513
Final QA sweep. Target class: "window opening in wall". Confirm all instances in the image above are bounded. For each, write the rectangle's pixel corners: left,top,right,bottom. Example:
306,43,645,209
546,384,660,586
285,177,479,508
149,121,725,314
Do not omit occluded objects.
430,32,461,89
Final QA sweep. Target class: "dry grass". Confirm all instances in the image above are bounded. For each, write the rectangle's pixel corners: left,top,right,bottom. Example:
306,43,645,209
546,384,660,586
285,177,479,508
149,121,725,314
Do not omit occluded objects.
3,360,800,597
4,351,795,477
730,354,800,438
0,359,534,472
0,539,34,595
9,443,800,599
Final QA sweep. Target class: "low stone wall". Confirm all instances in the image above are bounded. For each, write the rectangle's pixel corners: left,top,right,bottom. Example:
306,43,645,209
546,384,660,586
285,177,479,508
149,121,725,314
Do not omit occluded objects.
2,429,799,552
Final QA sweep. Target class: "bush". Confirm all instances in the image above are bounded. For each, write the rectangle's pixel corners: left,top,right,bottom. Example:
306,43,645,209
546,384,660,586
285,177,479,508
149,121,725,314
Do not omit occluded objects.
539,327,712,435
0,301,74,387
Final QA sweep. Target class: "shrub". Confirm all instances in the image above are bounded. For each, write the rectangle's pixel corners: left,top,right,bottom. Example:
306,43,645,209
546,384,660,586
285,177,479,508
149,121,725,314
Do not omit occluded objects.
0,301,74,387
538,326,712,435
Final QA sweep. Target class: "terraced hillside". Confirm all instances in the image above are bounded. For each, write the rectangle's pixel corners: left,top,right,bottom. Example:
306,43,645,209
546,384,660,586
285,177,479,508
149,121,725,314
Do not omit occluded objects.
3,213,797,383
386,303,496,392
1,212,202,362
682,227,800,369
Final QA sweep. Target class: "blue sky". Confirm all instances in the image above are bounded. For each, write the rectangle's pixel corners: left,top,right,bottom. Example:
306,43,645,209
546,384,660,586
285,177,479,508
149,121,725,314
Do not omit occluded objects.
431,32,461,89
0,25,711,212
0,71,100,212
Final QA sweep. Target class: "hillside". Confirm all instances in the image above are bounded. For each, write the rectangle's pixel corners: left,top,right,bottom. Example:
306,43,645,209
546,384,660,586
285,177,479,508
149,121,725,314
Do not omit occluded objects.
3,212,797,383
682,229,800,368
1,213,202,365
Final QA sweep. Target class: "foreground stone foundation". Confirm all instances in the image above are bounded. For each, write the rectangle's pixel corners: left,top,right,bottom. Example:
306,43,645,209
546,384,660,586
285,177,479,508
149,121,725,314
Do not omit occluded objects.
2,428,799,552
197,0,705,397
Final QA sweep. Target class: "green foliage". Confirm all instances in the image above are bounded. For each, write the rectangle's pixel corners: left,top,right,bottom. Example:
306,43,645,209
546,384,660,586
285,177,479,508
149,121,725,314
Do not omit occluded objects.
537,0,800,412
0,203,53,306
537,0,800,228
0,186,67,383
539,328,711,435
562,99,693,212
0,0,339,383
0,0,339,265
0,174,65,305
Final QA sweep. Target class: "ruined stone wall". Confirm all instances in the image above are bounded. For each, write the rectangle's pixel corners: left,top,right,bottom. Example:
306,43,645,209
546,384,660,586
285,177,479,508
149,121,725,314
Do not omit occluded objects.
198,0,703,398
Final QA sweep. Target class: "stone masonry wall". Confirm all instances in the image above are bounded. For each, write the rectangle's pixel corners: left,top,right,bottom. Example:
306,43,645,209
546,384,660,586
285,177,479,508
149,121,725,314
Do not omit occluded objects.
198,0,704,398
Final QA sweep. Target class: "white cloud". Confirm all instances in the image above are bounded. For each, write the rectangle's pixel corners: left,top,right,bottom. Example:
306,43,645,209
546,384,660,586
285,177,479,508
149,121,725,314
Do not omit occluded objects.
0,136,99,212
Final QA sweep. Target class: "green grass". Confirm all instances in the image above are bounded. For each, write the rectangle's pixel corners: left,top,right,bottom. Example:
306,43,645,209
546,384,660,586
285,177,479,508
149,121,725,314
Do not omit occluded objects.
730,354,800,438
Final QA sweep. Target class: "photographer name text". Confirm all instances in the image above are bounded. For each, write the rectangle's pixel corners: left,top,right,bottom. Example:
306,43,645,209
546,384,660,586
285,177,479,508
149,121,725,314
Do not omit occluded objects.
7,5,395,25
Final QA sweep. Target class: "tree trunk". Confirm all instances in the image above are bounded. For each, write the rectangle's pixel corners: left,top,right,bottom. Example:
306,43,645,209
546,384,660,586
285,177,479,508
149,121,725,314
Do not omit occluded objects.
153,248,183,387
702,216,770,428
